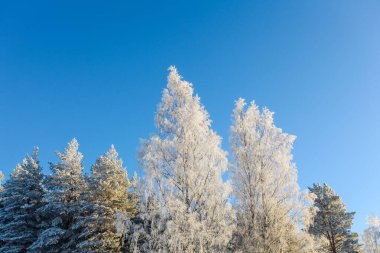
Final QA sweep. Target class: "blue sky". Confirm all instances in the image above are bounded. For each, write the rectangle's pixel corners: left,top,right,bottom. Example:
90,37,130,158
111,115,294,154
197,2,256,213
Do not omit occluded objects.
1,1,379,232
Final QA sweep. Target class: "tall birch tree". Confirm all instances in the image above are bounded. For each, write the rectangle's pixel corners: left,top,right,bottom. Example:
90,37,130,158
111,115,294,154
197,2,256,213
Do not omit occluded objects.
138,67,234,253
230,98,315,253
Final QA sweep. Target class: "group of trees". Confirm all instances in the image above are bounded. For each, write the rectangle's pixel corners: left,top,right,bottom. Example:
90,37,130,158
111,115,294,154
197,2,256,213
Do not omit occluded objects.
0,142,137,253
0,67,371,252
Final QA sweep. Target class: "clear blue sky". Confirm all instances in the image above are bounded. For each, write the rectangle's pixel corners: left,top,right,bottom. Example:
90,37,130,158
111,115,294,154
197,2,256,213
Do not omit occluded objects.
1,1,379,233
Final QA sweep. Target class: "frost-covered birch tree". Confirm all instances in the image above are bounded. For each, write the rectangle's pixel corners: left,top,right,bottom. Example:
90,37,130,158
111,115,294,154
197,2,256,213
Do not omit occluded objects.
29,139,86,253
308,183,361,253
230,98,315,253
74,145,138,252
138,67,234,253
0,149,44,253
363,215,380,253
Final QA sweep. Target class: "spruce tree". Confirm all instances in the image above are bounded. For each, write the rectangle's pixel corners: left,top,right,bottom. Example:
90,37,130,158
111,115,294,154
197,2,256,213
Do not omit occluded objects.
74,145,137,252
308,183,361,253
0,148,44,253
29,139,86,253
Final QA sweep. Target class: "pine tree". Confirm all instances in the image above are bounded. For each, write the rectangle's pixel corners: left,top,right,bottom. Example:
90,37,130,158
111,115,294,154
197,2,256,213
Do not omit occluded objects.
0,148,44,253
229,98,315,253
74,145,137,252
343,232,362,253
308,183,361,253
363,215,380,253
29,139,86,253
138,67,235,252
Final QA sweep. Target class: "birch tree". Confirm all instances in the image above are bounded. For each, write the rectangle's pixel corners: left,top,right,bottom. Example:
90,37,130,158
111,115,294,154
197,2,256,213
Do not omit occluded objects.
363,215,380,253
0,149,44,253
230,98,315,253
138,67,234,252
29,139,86,253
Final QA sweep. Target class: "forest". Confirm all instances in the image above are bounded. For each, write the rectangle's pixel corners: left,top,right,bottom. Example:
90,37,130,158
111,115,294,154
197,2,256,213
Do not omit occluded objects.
0,67,378,253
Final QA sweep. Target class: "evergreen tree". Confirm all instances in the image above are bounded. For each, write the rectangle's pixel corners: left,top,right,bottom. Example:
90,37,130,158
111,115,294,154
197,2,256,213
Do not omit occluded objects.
74,145,137,252
308,183,361,253
0,148,44,253
125,193,166,253
29,139,86,253
138,67,235,252
229,98,315,253
363,215,380,253
343,232,362,253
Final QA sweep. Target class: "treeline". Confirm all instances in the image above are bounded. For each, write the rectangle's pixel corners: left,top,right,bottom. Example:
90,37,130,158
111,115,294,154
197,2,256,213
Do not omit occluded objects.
0,67,374,253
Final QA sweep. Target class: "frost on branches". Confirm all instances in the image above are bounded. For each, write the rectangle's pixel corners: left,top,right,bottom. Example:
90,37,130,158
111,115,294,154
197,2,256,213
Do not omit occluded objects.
0,67,369,253
363,215,380,253
0,149,44,253
229,98,316,253
124,186,167,253
137,67,235,252
29,139,86,253
74,145,138,253
308,183,361,253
